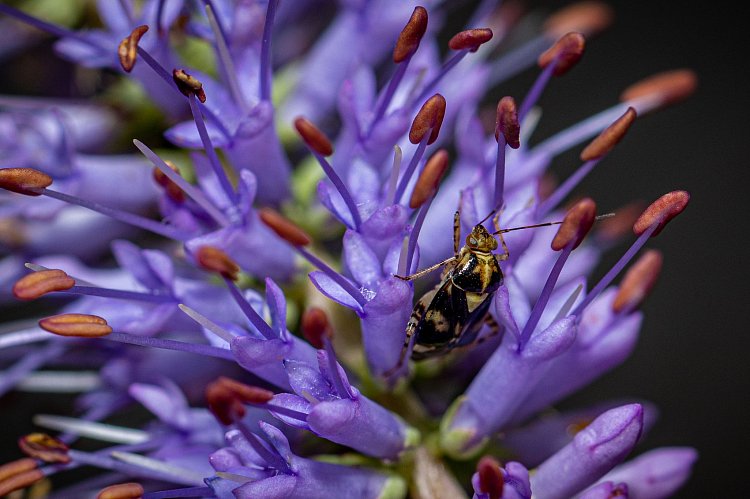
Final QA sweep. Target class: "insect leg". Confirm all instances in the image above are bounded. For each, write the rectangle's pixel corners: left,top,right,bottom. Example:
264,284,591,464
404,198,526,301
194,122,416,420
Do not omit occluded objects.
394,256,457,281
474,314,501,345
383,322,416,378
493,211,510,261
453,209,461,256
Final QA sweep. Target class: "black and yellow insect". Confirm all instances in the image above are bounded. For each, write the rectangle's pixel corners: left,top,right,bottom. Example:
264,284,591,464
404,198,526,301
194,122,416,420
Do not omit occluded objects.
394,208,508,368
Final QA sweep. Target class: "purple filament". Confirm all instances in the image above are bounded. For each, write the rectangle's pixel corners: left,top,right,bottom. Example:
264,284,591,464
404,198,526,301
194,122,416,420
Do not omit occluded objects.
367,59,411,138
104,332,235,361
222,277,277,340
37,188,189,241
413,51,468,108
236,421,290,472
406,196,434,274
144,487,214,499
259,0,279,101
261,403,310,422
66,449,203,486
0,342,65,397
537,159,601,215
324,339,352,400
518,57,557,122
312,152,362,229
394,132,430,204
494,135,507,210
518,243,574,351
67,285,176,303
297,248,367,308
572,224,657,316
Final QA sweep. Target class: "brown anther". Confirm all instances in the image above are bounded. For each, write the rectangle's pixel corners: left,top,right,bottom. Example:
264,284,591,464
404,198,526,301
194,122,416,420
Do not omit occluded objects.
0,468,44,497
409,149,449,209
13,269,75,301
495,97,520,148
0,458,37,482
477,456,504,499
620,69,698,109
544,1,614,38
633,190,690,237
596,201,647,242
39,313,113,338
301,307,333,349
96,482,145,499
448,28,493,52
0,167,53,196
409,94,446,145
195,246,240,280
294,117,334,156
173,68,206,103
217,376,274,404
118,25,149,72
580,107,637,161
551,197,597,250
18,433,70,464
206,381,245,425
538,32,586,76
393,6,428,63
613,249,663,313
152,160,185,202
259,208,311,246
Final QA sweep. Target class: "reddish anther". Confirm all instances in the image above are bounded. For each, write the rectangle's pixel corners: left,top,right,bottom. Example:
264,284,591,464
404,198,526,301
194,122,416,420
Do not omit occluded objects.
118,25,148,72
633,190,690,237
0,468,44,497
294,117,334,156
195,246,240,280
39,313,113,338
206,377,273,425
613,249,663,313
259,207,312,246
96,482,145,499
580,107,637,161
13,269,75,301
0,458,37,482
495,96,520,148
409,149,449,209
0,168,53,196
152,160,185,202
596,201,647,242
538,32,586,76
620,69,698,108
409,94,446,145
219,376,274,404
301,307,332,349
18,433,70,464
477,456,504,499
393,6,428,63
551,197,597,250
448,28,493,51
544,1,614,38
173,69,207,103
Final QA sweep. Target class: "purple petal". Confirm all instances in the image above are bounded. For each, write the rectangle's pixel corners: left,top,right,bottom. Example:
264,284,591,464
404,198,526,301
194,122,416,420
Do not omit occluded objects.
308,271,363,312
265,278,287,340
343,229,383,289
208,448,243,471
234,475,297,499
128,380,190,429
284,359,335,403
268,393,312,430
164,119,232,148
258,421,293,464
316,350,355,398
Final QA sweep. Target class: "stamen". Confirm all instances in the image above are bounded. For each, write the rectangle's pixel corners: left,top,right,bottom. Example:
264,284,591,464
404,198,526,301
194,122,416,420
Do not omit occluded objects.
152,160,185,203
448,28,494,52
477,456,504,499
33,415,149,444
102,332,236,361
235,423,289,472
595,201,646,244
537,32,586,76
393,6,429,63
538,108,636,214
553,283,584,322
580,107,637,161
39,314,113,338
205,4,249,114
118,25,149,73
0,167,52,195
259,207,312,246
133,140,228,225
206,379,248,424
301,307,332,349
299,248,368,308
178,304,234,343
142,486,214,499
406,195,434,274
301,148,362,229
613,249,663,314
621,69,698,112
543,1,614,38
13,269,75,301
216,377,274,404
409,94,446,145
0,467,44,497
259,0,279,101
223,278,276,340
494,96,519,209
108,451,206,486
195,246,240,280
409,149,449,209
18,433,70,464
386,146,403,206
0,458,37,482
294,117,334,156
0,328,49,350
97,482,144,499
172,69,207,103
394,131,431,205
551,198,597,250
633,190,690,237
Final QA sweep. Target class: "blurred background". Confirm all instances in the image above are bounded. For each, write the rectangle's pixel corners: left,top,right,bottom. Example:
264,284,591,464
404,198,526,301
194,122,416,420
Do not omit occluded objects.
0,0,746,497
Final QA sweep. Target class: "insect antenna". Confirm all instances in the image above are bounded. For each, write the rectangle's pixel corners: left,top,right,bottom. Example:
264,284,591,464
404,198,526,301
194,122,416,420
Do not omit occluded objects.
493,212,614,235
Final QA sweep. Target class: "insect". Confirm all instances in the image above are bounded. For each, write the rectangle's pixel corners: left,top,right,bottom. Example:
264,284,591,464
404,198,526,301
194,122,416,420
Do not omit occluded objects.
392,204,584,372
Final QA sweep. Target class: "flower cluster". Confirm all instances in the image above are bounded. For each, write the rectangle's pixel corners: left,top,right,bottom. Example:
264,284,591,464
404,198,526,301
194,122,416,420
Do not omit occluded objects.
1,1,698,498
